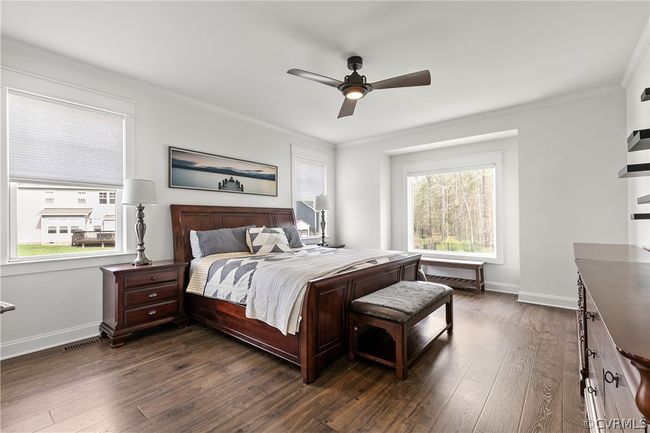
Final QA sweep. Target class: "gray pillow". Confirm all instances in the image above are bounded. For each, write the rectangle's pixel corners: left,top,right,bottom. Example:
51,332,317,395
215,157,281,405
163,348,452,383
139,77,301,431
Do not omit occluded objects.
196,225,255,256
281,225,304,248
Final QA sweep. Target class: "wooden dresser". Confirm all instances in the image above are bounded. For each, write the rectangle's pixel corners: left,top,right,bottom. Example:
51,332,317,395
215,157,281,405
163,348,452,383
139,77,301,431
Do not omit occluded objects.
100,261,187,347
574,243,650,432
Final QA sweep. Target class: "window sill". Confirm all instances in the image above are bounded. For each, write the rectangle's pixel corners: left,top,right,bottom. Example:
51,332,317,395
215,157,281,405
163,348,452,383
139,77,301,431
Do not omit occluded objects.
1,252,136,277
411,249,502,265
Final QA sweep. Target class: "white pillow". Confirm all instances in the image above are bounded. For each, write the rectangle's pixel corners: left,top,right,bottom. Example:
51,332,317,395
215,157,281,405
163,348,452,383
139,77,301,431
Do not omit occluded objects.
246,227,291,255
189,230,203,258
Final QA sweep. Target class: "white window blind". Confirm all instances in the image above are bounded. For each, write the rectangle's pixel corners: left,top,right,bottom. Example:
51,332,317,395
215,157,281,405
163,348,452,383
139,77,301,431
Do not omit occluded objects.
8,90,124,187
295,158,326,200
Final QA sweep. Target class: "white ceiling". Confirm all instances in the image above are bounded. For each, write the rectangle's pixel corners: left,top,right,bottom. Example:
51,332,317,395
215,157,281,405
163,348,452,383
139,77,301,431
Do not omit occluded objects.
2,1,648,144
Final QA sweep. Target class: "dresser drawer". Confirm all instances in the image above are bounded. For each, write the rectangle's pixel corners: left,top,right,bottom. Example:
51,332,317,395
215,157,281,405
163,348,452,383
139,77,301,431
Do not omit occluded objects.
124,300,178,327
124,282,178,307
124,268,178,288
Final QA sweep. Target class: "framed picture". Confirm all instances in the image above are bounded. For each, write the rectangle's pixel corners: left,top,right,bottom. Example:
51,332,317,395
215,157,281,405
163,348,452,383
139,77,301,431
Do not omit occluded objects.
169,147,278,196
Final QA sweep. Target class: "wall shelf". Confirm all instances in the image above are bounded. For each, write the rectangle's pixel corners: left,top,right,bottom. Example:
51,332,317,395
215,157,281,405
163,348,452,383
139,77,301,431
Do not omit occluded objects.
618,163,650,178
628,129,650,152
642,88,650,102
638,194,650,205
631,213,650,220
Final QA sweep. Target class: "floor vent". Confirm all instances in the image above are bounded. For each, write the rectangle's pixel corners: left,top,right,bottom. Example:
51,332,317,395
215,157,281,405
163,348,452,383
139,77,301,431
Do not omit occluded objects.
62,338,101,352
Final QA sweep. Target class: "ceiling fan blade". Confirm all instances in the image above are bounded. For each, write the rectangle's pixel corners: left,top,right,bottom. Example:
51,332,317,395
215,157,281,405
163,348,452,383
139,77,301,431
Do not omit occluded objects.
337,98,357,118
287,69,343,88
370,70,431,90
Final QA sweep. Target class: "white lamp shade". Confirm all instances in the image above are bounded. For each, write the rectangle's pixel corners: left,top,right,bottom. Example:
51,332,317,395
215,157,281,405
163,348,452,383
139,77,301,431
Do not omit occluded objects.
314,194,330,211
122,179,158,205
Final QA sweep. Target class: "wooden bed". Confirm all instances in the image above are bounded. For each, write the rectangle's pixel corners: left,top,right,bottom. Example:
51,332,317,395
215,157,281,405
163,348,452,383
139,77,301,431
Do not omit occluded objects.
171,204,421,383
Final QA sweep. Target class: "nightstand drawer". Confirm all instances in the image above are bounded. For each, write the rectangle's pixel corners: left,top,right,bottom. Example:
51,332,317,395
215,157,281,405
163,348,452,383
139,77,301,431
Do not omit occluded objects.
124,269,178,288
124,300,178,327
125,282,178,307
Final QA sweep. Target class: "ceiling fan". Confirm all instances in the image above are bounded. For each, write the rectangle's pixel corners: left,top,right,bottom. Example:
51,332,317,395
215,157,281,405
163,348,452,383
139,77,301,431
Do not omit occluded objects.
287,56,431,118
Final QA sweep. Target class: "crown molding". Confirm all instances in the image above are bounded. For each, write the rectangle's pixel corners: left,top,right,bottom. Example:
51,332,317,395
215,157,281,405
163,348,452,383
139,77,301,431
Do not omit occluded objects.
337,84,622,149
621,18,649,88
0,37,334,148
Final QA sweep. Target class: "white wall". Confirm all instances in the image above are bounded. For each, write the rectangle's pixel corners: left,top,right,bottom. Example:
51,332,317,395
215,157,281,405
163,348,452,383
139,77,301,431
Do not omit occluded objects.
0,41,334,359
390,137,520,293
337,89,628,308
623,21,650,249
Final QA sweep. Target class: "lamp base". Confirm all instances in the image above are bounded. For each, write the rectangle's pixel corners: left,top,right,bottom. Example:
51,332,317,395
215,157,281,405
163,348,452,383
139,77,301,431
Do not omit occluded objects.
131,256,152,266
132,203,152,266
317,242,329,247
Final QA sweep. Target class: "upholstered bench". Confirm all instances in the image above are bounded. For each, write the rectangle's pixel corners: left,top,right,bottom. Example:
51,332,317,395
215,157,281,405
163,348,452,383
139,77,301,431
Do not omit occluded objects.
348,281,453,380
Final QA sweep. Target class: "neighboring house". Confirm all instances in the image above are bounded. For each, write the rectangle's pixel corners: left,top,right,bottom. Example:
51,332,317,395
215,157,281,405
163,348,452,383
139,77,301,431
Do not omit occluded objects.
295,200,319,236
39,208,92,245
17,187,117,246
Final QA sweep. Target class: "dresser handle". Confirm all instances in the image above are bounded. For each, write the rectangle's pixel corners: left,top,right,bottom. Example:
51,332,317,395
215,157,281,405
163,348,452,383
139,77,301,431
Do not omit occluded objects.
150,276,157,281
148,292,158,298
584,311,597,321
585,348,597,359
148,310,157,316
586,385,597,396
604,370,620,388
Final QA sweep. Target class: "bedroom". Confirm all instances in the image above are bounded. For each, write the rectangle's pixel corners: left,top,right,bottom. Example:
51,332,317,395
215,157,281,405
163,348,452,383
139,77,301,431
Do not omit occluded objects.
1,1,649,432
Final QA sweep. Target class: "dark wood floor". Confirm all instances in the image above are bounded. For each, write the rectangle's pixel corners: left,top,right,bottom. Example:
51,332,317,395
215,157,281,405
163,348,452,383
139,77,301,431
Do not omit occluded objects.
1,291,586,433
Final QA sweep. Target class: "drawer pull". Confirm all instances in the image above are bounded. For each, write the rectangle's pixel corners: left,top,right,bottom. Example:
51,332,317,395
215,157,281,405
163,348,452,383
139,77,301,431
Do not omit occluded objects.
584,311,597,321
148,292,158,298
604,370,620,388
586,385,597,396
585,348,597,359
150,276,157,281
148,310,157,316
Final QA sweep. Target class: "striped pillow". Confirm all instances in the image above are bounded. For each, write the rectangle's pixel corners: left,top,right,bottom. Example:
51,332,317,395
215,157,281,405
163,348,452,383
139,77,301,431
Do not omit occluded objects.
246,227,292,255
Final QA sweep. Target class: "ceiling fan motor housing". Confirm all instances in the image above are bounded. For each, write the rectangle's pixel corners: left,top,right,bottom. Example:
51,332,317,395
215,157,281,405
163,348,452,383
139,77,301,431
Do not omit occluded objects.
341,56,372,99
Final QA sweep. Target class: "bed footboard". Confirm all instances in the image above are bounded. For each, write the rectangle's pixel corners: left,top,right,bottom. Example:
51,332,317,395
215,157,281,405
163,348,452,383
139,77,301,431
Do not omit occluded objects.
299,255,420,383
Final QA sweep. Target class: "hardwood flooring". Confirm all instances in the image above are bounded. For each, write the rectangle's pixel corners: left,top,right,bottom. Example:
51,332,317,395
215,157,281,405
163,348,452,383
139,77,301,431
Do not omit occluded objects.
1,291,586,433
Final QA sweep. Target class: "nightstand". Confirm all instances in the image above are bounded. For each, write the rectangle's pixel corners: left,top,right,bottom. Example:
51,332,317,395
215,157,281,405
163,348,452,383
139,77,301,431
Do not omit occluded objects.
99,260,187,347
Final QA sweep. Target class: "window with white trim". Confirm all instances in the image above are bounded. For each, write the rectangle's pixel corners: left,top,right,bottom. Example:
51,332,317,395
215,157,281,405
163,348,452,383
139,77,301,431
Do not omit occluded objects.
7,89,125,259
293,157,327,238
406,153,501,260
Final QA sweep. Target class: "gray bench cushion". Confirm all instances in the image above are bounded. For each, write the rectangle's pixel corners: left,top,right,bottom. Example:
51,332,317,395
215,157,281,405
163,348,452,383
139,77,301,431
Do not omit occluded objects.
350,281,452,323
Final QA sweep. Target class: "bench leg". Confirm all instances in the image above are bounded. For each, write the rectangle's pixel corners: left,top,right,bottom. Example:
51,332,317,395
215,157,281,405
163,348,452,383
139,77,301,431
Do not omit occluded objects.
395,325,408,380
348,316,357,362
446,297,454,333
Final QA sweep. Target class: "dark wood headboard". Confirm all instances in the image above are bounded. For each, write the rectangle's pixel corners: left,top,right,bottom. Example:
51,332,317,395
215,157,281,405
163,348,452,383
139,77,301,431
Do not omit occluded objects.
170,205,296,263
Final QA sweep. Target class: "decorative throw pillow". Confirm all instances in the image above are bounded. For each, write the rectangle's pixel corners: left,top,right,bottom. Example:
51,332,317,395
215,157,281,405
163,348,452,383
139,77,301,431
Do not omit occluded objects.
246,227,291,255
193,225,255,257
281,225,304,249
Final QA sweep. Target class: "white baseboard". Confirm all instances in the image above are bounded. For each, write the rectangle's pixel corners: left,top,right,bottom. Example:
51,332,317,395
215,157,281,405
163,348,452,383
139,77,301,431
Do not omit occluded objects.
517,291,577,310
484,281,520,294
0,322,100,361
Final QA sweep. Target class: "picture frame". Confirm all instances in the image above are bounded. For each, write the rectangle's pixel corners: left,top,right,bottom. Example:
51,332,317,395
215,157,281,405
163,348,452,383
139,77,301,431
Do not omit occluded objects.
169,146,278,197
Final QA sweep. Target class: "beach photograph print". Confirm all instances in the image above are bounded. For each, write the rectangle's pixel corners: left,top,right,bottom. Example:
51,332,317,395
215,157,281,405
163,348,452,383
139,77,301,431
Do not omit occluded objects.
169,147,278,196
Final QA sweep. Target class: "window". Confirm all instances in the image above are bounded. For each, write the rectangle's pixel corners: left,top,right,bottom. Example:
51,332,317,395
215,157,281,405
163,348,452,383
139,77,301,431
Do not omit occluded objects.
293,157,327,238
7,89,125,260
407,157,499,259
99,192,108,204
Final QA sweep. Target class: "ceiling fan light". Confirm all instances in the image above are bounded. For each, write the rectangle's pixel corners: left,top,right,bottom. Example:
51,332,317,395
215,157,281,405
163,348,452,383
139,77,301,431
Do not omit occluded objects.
344,86,365,100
